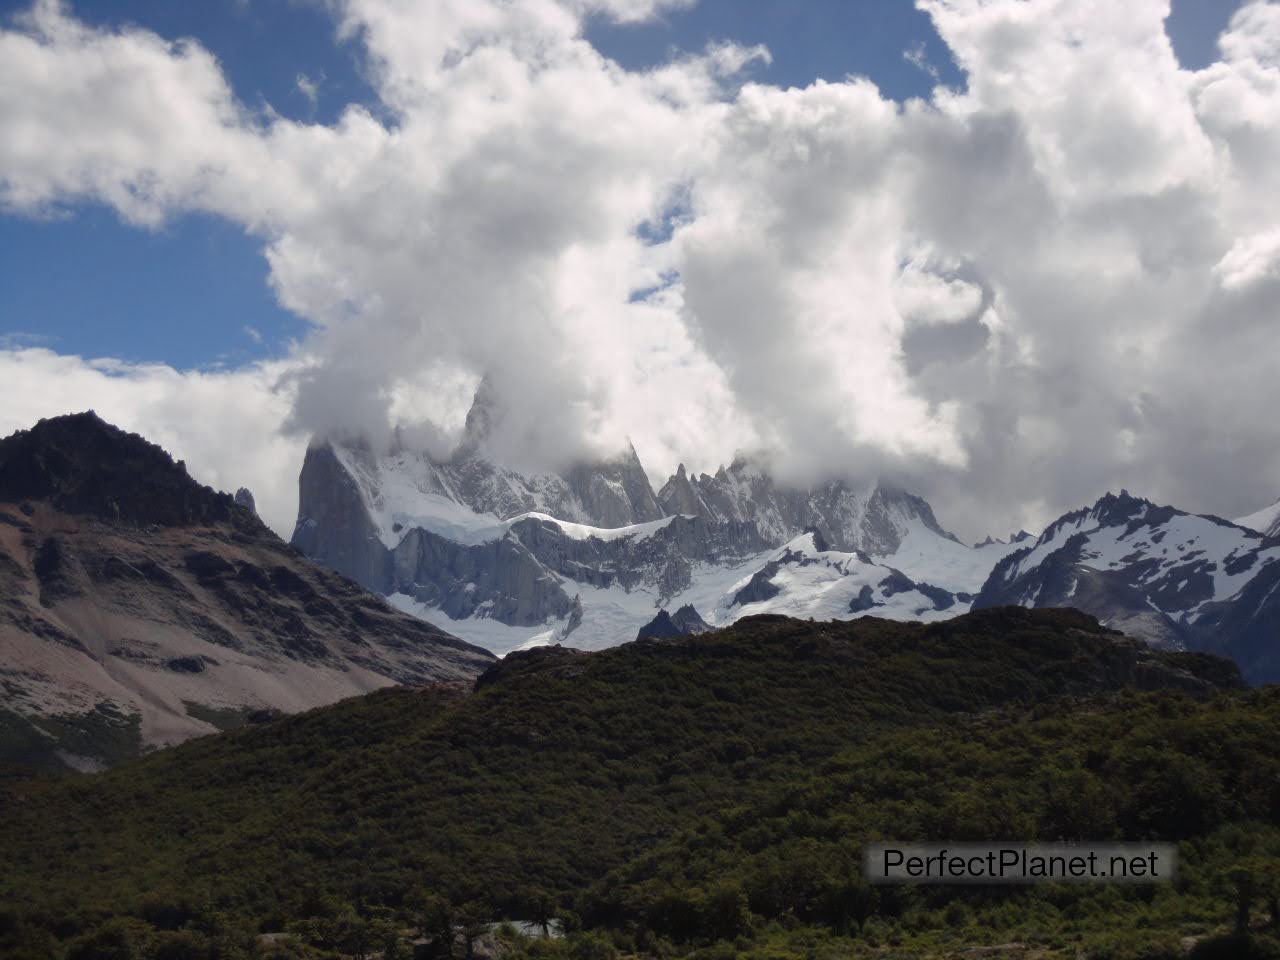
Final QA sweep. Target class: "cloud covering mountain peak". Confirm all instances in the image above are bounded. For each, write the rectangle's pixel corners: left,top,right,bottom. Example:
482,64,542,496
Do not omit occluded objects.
2,0,1279,542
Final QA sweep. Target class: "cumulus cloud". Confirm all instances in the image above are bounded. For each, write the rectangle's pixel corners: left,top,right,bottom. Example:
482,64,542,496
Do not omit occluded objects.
2,0,1279,540
0,0,273,226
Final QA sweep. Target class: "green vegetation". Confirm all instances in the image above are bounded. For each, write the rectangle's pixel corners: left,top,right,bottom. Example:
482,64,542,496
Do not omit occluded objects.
1,608,1278,958
0,702,142,776
181,701,275,733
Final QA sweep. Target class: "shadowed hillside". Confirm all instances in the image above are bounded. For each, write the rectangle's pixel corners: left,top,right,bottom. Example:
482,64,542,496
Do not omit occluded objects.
0,413,494,771
2,608,1278,958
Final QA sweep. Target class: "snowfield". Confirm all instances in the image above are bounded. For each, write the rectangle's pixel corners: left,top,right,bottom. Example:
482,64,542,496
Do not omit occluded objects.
323,436,1031,656
880,521,1025,595
1236,497,1280,539
393,525,996,656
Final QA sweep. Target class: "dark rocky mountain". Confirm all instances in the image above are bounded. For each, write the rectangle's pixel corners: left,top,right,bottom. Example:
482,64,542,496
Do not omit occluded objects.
291,379,684,606
233,486,257,514
292,439,772,644
291,440,393,592
0,413,494,772
635,603,711,640
1193,556,1280,684
390,513,766,625
0,411,244,528
974,490,1280,682
976,529,1033,548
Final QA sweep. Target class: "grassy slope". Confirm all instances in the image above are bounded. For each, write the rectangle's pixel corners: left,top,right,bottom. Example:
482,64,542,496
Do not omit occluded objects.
1,608,1277,959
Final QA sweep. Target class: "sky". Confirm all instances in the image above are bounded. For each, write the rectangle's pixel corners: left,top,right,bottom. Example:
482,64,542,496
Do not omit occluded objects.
0,0,1275,543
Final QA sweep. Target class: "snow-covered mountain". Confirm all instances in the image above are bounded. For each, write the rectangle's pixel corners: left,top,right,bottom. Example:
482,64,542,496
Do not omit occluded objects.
292,383,1024,655
656,459,959,554
10,408,1275,775
289,383,1280,678
1236,497,1280,540
974,490,1280,681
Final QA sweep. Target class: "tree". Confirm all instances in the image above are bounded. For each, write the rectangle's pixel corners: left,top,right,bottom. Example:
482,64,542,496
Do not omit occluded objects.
1207,824,1280,934
404,889,454,958
0,909,60,960
65,918,154,960
455,902,489,960
703,883,752,941
517,886,556,938
369,916,404,959
1224,857,1279,933
332,908,371,958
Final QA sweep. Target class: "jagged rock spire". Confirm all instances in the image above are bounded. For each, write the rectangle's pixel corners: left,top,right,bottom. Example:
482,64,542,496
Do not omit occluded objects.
234,487,258,515
457,374,500,457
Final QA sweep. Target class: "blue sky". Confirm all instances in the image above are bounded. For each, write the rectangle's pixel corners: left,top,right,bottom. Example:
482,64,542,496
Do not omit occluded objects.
0,0,1242,370
3,0,1278,538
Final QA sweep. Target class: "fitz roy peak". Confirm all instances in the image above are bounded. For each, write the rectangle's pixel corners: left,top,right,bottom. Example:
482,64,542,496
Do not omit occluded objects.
291,383,1280,679
291,381,1023,654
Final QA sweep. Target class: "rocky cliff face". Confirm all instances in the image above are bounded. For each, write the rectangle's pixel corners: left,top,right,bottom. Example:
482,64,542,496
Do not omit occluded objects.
292,442,393,593
391,524,578,625
657,457,958,554
384,512,768,629
289,392,1280,679
233,487,257,515
564,442,665,527
0,411,246,529
290,383,1012,654
0,414,494,772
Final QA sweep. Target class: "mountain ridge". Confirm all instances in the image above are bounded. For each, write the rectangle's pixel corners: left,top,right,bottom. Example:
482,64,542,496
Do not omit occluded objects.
974,489,1280,681
1236,495,1280,540
293,408,1280,679
0,413,495,772
0,411,255,531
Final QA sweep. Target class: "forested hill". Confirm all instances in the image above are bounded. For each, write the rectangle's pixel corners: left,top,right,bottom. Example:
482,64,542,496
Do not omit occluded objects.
2,607,1279,959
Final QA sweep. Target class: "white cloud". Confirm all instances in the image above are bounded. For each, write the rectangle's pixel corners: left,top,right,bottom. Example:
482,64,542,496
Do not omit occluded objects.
1218,0,1280,66
1215,228,1280,290
903,42,941,82
893,253,984,326
0,0,276,226
570,0,695,25
2,0,1280,540
295,71,322,108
